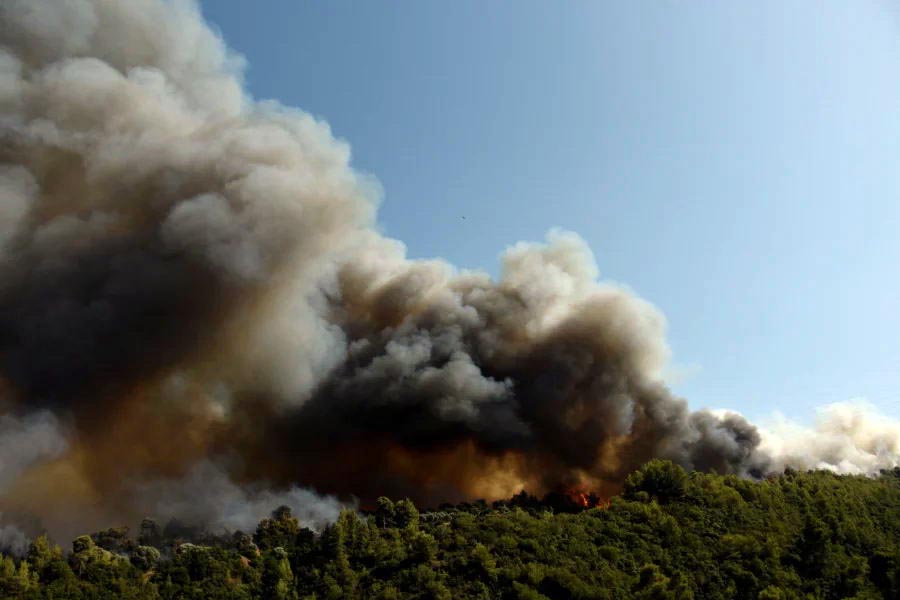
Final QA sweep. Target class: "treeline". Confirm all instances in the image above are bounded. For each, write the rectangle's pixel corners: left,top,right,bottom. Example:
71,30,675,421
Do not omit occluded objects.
2,460,900,599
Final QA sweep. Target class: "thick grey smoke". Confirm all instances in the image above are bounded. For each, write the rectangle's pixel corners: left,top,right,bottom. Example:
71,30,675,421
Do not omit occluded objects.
0,0,896,543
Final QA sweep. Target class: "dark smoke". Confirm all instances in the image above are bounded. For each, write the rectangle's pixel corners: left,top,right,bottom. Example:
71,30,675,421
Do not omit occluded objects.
0,0,896,542
254,236,769,503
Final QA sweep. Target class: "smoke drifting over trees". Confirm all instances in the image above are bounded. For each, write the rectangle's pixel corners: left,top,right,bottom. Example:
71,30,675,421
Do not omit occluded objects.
0,0,897,542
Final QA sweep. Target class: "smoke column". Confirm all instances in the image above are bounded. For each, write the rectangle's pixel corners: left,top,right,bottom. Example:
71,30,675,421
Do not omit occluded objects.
0,0,897,542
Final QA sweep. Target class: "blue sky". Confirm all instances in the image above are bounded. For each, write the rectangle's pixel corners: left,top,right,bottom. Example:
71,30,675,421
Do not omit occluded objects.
200,1,900,423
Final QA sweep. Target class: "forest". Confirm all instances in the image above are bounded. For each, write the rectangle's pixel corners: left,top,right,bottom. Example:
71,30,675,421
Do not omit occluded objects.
1,460,899,599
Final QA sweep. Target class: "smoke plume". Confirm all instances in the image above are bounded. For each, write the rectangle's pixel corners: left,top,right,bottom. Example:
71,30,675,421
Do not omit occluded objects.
0,0,896,542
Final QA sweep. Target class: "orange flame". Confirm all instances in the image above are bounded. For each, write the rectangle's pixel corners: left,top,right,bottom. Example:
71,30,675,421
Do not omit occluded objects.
563,489,608,510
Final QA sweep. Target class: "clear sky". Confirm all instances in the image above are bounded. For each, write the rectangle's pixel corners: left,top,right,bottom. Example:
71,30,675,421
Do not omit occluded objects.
200,1,900,424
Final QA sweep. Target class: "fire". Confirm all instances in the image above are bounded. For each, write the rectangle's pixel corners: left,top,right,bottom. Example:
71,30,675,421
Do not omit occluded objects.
564,489,609,510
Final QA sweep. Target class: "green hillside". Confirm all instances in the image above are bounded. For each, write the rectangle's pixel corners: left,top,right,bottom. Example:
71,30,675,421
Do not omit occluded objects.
3,461,899,599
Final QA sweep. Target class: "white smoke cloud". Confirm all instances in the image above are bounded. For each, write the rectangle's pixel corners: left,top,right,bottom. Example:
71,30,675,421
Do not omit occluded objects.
135,461,348,533
758,400,900,474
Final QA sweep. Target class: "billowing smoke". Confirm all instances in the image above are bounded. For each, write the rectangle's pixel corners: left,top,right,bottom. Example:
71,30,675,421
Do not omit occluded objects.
0,0,896,542
248,230,772,504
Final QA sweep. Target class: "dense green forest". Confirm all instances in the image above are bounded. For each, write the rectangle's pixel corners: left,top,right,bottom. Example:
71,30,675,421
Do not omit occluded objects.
2,460,899,599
